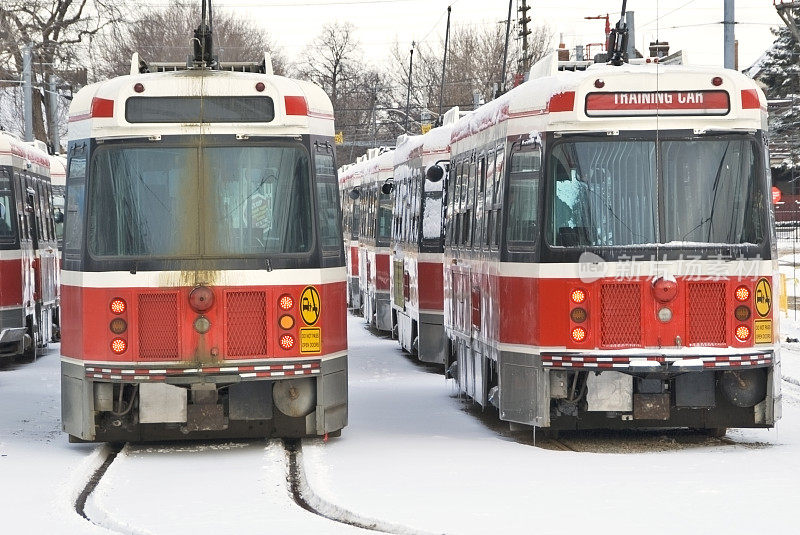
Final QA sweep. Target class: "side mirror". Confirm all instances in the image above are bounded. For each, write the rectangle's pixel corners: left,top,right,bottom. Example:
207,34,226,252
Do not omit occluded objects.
426,165,445,182
348,188,361,200
381,180,394,195
54,209,64,224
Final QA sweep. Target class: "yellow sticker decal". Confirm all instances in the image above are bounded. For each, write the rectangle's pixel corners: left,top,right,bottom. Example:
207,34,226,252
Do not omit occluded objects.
300,327,321,354
300,286,320,325
754,319,772,344
755,278,772,317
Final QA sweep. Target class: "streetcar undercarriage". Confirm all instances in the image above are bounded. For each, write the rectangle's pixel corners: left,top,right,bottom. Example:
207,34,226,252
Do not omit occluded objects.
449,343,780,432
61,357,348,442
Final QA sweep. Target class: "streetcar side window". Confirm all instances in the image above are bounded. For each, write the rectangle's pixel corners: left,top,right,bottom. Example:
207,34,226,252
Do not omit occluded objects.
314,152,343,255
506,147,542,250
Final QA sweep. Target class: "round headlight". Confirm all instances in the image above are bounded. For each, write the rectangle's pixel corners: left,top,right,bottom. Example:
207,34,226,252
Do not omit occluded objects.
657,307,673,323
193,316,211,334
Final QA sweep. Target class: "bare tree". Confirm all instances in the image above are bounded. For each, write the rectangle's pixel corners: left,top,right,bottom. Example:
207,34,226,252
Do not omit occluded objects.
93,2,286,80
0,1,121,146
388,21,554,133
295,22,361,111
294,22,397,164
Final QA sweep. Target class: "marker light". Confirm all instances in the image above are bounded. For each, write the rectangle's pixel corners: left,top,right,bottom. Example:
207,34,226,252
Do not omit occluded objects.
570,308,587,323
134,83,145,93
571,327,587,343
255,82,266,92
735,306,751,322
594,79,605,88
735,286,750,302
279,294,294,310
109,318,127,334
110,338,127,354
110,298,126,314
735,325,751,341
279,314,295,330
279,334,295,350
571,289,587,304
711,76,723,87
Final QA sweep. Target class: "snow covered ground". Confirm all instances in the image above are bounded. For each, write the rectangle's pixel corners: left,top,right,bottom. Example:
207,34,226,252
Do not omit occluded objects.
1,314,799,534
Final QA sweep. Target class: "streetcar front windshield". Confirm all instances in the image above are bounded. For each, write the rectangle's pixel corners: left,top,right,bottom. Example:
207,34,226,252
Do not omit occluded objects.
88,144,312,258
547,137,764,247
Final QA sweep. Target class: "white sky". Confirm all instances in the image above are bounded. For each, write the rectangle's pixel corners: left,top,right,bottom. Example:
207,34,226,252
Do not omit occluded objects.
154,0,784,71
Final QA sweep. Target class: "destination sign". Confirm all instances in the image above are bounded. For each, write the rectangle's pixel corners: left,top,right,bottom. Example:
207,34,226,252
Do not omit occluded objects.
585,90,730,117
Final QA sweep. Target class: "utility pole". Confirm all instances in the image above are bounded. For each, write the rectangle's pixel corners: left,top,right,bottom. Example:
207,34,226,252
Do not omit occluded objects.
22,43,34,142
404,42,415,133
438,6,452,119
47,74,60,153
518,0,532,73
723,0,735,69
500,0,513,95
625,11,636,60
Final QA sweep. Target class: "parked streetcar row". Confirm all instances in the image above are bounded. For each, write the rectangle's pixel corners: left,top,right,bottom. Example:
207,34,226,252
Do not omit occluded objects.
341,50,781,436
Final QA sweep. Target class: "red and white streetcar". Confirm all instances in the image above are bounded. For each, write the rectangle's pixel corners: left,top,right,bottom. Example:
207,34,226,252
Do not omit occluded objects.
0,132,59,359
430,50,780,434
344,147,395,332
389,111,459,363
60,15,347,441
339,159,364,312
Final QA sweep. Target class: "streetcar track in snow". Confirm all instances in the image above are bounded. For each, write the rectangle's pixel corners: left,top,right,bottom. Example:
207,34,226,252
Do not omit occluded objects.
284,439,431,535
75,443,124,524
74,438,425,535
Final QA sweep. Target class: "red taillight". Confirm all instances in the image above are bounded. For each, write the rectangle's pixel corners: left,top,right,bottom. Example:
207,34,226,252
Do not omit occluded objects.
284,95,308,116
110,338,127,354
110,298,126,314
571,327,587,343
735,325,751,341
279,334,295,350
571,289,587,304
711,76,723,87
279,294,294,310
91,97,114,118
735,286,750,302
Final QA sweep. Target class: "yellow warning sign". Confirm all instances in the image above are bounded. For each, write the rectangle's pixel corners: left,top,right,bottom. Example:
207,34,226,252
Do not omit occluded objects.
300,286,320,325
755,278,772,317
754,319,772,344
300,327,321,354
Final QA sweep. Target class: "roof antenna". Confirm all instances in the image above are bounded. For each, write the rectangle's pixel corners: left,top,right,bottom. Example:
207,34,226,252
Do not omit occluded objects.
193,0,215,68
607,0,629,66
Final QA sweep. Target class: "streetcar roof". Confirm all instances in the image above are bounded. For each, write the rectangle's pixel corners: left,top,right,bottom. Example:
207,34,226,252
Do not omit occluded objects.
450,59,767,148
68,69,334,140
49,154,67,186
0,131,51,176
